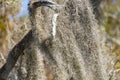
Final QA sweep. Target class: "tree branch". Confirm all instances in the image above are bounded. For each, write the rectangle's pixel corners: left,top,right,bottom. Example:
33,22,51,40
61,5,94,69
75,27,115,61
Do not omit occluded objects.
0,30,33,80
29,0,62,13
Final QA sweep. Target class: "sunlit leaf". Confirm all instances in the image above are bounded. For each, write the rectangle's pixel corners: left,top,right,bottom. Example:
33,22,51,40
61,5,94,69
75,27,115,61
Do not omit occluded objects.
115,61,120,69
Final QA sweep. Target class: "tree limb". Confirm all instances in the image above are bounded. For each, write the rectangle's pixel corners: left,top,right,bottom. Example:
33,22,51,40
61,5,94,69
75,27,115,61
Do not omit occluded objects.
0,30,33,80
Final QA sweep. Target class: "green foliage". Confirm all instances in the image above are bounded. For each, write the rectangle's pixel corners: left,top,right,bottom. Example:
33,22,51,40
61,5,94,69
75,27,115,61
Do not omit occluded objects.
115,61,120,69
101,0,120,68
102,0,120,37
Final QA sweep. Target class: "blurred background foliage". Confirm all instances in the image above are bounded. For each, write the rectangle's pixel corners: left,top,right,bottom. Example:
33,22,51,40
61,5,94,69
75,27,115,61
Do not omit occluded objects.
0,0,20,46
101,0,120,69
0,0,30,61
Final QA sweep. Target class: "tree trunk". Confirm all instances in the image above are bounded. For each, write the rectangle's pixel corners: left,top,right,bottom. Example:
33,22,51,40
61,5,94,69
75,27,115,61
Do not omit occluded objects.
25,0,108,80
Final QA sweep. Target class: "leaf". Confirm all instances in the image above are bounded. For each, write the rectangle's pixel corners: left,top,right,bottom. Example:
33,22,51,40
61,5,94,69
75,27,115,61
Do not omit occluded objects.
115,61,120,69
